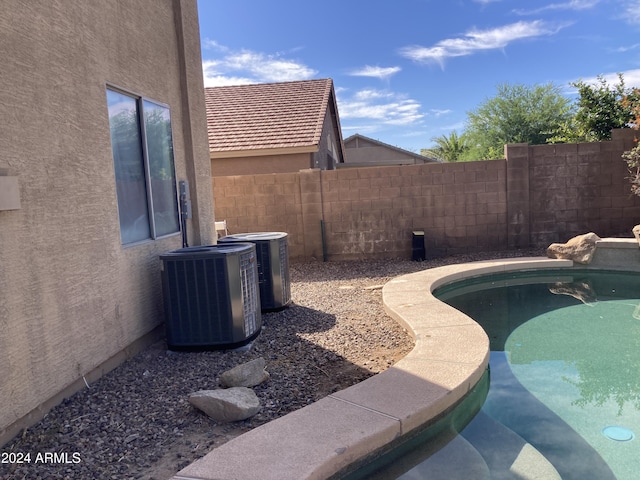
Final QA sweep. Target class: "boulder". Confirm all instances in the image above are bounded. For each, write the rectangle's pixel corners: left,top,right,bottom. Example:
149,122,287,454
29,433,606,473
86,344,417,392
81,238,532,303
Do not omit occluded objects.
220,357,269,388
189,387,261,423
546,232,601,264
633,224,640,246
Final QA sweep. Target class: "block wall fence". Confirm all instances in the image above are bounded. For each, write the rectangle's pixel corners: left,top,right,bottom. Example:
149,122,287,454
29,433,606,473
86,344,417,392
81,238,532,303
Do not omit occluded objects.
212,129,640,261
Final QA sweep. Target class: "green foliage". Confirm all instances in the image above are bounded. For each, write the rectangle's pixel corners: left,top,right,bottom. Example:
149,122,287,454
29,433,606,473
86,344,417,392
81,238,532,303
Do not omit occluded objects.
463,83,573,160
564,74,634,142
421,131,469,162
421,76,640,164
466,83,573,154
622,87,640,128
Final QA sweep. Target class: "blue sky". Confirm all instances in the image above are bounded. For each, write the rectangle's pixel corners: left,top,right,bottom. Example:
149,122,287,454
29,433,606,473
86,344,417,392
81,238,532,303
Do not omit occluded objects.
196,0,640,152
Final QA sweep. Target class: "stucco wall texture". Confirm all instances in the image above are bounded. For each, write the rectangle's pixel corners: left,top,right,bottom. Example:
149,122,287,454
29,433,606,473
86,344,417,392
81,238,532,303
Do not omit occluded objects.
212,153,312,176
0,0,214,444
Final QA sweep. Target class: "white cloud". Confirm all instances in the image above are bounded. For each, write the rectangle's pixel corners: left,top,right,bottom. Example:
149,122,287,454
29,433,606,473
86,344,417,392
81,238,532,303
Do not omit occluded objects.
574,69,640,89
201,43,318,87
437,121,466,132
202,75,255,87
337,88,424,126
202,39,230,52
622,0,640,25
614,43,640,53
348,65,401,80
399,20,567,67
513,0,600,15
430,109,452,117
353,89,395,101
340,124,381,135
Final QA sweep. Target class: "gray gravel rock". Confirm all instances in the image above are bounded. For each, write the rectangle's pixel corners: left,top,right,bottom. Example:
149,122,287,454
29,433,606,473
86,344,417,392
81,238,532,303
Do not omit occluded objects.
1,250,543,480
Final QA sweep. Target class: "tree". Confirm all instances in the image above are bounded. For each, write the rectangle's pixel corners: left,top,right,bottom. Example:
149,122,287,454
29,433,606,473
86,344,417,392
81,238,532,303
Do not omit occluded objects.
463,83,573,160
421,131,469,162
564,74,635,142
622,86,640,129
621,86,640,197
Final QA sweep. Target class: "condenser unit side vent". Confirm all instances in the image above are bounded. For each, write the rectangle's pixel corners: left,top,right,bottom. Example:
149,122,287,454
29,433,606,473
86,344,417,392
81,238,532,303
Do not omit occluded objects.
239,249,260,336
219,232,291,311
279,236,291,306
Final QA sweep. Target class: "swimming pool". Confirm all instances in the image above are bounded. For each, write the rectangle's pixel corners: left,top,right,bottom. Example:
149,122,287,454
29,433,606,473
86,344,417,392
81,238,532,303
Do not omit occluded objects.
349,268,640,479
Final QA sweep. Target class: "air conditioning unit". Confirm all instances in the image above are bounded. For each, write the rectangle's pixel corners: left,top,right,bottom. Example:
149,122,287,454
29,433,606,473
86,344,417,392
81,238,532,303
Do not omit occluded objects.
160,243,261,350
219,232,291,311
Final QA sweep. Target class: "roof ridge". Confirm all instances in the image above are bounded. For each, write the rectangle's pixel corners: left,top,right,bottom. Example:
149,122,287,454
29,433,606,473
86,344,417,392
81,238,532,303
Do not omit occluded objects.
204,78,332,91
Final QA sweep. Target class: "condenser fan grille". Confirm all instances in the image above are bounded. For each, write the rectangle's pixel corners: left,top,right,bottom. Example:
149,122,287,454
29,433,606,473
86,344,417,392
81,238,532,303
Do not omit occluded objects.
160,243,262,350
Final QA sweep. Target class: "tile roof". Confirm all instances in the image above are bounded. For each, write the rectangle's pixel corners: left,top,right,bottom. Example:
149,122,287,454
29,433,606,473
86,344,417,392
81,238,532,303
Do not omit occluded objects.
204,79,334,155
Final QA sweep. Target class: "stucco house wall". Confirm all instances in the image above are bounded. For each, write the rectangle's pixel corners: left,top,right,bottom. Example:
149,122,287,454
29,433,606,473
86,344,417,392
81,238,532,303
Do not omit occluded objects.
343,134,437,166
212,152,312,176
0,0,214,446
314,107,344,171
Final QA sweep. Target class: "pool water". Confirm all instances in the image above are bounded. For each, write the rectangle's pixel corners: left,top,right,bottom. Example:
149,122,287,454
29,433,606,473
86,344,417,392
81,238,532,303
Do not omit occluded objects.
353,269,640,479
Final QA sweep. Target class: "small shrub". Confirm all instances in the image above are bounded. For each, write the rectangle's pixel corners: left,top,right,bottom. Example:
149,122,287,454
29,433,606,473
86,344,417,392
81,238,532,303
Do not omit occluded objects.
623,140,640,196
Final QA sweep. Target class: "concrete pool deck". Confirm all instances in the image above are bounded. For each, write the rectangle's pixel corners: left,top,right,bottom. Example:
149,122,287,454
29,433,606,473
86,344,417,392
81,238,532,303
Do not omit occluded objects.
171,257,573,480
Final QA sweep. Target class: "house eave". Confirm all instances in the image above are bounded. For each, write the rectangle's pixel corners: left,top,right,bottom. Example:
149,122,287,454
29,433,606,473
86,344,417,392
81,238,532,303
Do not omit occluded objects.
210,145,319,159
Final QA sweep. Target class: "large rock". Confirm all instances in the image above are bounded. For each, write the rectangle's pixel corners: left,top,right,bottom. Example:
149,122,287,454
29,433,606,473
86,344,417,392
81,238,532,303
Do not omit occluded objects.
633,224,640,246
189,387,261,422
220,357,269,388
546,232,601,264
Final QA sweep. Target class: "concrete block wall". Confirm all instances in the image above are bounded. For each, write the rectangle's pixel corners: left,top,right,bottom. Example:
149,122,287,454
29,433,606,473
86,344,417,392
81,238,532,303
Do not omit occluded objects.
212,172,307,257
505,143,530,248
213,160,508,260
507,128,640,247
212,130,640,261
320,161,507,259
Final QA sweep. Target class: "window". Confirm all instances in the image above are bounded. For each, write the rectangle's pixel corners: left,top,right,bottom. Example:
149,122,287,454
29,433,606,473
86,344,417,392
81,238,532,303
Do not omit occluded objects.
106,88,180,244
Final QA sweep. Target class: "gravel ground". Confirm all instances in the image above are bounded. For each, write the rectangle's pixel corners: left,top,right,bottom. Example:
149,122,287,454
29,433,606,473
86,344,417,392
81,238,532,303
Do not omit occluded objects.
1,249,544,480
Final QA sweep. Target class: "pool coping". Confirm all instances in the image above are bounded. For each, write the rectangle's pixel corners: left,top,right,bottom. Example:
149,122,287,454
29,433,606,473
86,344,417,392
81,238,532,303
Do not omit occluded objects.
171,257,573,480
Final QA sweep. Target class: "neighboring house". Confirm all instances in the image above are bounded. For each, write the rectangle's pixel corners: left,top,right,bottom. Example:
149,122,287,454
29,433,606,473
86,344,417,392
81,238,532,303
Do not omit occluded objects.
205,79,345,176
342,134,439,167
0,0,214,446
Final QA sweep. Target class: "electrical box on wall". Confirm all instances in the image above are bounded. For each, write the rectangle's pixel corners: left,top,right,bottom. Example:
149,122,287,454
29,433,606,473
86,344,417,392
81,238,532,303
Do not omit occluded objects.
179,180,191,219
0,169,20,211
